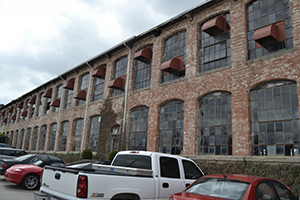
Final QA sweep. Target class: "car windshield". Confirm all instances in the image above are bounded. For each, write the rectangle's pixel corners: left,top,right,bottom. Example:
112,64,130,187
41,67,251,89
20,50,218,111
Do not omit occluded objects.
14,154,34,161
185,177,249,200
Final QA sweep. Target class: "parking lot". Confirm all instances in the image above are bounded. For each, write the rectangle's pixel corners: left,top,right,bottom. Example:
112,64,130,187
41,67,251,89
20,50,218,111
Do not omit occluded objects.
0,175,35,200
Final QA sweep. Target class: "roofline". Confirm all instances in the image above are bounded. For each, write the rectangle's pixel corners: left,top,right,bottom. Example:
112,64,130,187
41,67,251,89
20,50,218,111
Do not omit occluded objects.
1,0,223,108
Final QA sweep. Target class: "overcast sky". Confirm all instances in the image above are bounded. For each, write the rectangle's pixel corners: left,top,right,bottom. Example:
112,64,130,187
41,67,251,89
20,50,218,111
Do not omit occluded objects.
0,0,204,105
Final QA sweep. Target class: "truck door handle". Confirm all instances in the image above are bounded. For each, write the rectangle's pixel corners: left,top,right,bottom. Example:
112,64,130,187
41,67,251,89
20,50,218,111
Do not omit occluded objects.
162,183,169,188
55,173,61,180
186,183,190,187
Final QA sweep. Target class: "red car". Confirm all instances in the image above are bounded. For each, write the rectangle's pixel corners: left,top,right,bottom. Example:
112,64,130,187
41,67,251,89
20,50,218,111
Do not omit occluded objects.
4,155,65,190
169,174,299,200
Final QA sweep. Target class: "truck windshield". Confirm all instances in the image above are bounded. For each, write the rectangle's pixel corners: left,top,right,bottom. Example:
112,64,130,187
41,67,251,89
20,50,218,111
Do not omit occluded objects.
113,155,152,170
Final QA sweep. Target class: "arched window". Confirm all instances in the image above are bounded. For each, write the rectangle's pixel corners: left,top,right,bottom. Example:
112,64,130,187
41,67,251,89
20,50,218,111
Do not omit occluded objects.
250,80,300,156
49,123,57,151
72,119,83,151
129,106,149,150
39,125,47,150
19,129,25,149
199,13,231,73
158,100,184,154
111,56,127,97
76,73,89,106
162,31,186,83
24,128,31,150
59,121,69,151
32,127,39,150
88,116,101,152
197,92,232,155
92,65,106,102
13,130,18,148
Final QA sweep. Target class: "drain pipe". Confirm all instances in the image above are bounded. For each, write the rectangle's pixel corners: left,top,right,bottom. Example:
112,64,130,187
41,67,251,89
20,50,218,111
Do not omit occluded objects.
122,42,132,148
80,62,93,153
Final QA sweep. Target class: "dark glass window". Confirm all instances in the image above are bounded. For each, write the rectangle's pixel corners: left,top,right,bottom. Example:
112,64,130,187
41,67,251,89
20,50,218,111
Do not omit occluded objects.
133,48,152,91
24,128,31,150
182,160,203,179
247,0,293,59
88,116,100,152
44,97,51,115
162,31,186,83
92,66,105,101
59,121,69,151
18,129,25,149
198,92,232,155
76,73,89,106
250,80,300,156
53,84,62,112
199,13,231,73
37,93,43,117
64,87,73,109
129,106,149,150
72,118,83,151
159,100,184,155
160,157,180,178
111,56,127,97
39,125,47,150
32,127,38,150
49,123,57,151
113,154,152,170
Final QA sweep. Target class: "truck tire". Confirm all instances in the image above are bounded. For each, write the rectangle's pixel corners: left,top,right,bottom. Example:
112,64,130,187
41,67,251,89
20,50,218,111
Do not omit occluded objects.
21,174,40,190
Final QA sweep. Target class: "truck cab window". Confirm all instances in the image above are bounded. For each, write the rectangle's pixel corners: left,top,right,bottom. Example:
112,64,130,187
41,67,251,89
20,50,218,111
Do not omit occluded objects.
182,160,203,179
113,155,152,170
160,157,180,179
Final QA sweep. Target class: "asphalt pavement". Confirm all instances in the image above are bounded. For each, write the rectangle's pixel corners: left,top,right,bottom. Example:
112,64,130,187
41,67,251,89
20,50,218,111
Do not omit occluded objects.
0,175,35,200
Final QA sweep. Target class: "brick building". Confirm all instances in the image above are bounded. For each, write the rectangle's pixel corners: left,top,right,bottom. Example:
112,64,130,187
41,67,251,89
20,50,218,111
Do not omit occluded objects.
0,0,300,159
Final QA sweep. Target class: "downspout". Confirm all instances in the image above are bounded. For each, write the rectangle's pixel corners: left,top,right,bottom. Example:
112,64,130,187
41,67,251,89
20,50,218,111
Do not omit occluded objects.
122,42,132,149
80,62,93,153
54,75,65,153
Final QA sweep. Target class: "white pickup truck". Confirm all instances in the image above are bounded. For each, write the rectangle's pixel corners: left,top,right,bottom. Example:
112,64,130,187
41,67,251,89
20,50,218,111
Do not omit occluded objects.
34,151,204,200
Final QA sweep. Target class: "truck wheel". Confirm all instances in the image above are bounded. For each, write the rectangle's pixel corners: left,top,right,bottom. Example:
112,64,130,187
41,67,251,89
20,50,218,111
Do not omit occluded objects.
21,174,40,190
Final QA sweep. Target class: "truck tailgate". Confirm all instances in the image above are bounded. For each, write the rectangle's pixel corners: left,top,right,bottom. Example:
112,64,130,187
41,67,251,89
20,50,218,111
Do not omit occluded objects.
40,166,79,197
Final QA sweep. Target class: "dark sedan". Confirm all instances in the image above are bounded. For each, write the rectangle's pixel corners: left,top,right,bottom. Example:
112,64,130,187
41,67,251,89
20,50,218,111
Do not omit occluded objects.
0,154,65,175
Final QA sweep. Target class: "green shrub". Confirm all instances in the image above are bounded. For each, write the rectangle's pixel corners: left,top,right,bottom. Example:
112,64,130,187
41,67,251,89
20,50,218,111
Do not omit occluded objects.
81,149,93,159
108,150,118,161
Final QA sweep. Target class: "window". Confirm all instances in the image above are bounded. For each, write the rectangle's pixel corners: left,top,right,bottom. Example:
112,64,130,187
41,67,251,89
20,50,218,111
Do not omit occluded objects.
129,106,149,150
49,123,57,151
64,87,73,109
182,160,203,179
92,66,105,101
44,97,51,115
52,84,62,112
113,155,151,170
30,103,35,118
36,93,44,117
199,13,231,73
158,100,184,155
76,74,89,106
110,125,120,151
13,130,19,148
110,57,127,97
198,92,232,155
160,157,180,178
10,131,14,146
162,31,186,83
24,128,31,150
133,47,152,91
247,0,293,59
88,116,101,152
39,125,47,150
23,99,29,121
59,121,69,151
72,119,83,151
250,80,300,156
18,129,23,148
32,127,39,150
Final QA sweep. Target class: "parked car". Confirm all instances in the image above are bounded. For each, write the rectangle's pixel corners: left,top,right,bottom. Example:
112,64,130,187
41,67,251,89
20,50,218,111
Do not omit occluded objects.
0,143,14,148
169,174,298,200
0,154,64,175
0,147,27,159
4,155,65,190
